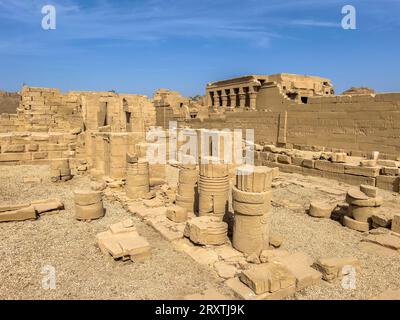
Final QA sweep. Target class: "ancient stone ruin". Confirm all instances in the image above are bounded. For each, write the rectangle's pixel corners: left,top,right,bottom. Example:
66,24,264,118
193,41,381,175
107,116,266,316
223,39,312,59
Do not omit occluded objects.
2,73,400,300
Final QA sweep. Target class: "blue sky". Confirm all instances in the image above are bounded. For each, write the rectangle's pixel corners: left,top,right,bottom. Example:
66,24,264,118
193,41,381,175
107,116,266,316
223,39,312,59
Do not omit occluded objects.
0,0,399,96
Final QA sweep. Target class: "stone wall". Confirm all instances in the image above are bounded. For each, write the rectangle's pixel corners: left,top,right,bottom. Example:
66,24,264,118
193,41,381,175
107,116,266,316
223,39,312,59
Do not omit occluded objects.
183,90,400,160
0,132,80,164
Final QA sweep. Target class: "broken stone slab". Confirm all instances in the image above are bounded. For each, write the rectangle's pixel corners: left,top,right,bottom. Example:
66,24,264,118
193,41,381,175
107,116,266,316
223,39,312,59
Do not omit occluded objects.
362,231,400,251
214,245,244,261
268,252,322,291
239,263,296,295
314,257,360,282
260,249,290,263
184,246,219,265
371,211,393,228
308,201,335,218
0,202,31,213
214,261,238,279
96,220,151,262
226,277,295,300
184,216,228,246
31,198,64,214
143,197,164,208
0,205,37,222
360,184,378,198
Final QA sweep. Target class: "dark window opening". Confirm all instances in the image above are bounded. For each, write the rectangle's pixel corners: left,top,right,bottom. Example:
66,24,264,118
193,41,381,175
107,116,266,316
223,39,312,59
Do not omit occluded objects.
301,97,308,104
125,111,131,124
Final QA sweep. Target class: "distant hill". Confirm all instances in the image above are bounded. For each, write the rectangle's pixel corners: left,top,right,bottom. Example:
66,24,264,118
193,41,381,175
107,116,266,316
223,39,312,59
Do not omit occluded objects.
0,91,20,114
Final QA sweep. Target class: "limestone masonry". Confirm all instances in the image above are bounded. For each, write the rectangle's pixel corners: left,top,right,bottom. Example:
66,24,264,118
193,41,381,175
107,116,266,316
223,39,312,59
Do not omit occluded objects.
2,73,400,300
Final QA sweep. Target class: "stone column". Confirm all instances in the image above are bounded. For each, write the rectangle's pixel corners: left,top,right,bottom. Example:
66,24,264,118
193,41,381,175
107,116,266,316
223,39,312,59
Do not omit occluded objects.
213,91,220,112
238,88,246,109
126,158,150,199
249,87,257,110
229,88,237,109
221,93,228,110
232,166,273,256
198,157,229,220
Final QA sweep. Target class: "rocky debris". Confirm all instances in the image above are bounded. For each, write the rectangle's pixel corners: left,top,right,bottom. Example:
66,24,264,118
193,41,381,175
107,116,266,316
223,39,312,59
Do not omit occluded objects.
314,257,360,282
246,253,261,264
184,216,228,246
143,197,164,208
269,233,283,248
361,228,400,251
91,181,107,191
96,219,151,262
74,189,104,221
308,201,335,218
213,261,237,279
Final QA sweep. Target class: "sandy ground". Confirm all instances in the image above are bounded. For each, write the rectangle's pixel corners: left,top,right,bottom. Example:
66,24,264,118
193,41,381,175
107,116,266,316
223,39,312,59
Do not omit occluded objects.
1,164,400,300
0,165,231,300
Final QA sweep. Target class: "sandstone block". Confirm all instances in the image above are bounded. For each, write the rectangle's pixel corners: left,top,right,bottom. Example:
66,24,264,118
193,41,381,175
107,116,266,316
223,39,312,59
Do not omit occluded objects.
343,215,370,232
185,216,228,246
315,160,344,174
233,200,271,216
314,257,360,282
360,184,378,198
239,263,296,295
166,205,188,223
74,190,102,206
0,205,37,222
232,186,271,204
345,165,380,177
75,202,104,220
392,214,400,234
349,205,379,223
308,202,335,218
